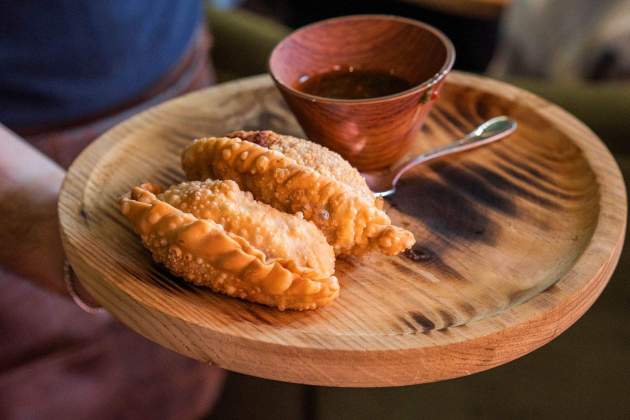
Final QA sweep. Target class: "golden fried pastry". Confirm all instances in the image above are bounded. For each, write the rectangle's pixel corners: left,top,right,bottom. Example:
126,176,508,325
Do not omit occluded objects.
227,130,380,207
120,182,339,310
181,131,415,256
158,179,334,276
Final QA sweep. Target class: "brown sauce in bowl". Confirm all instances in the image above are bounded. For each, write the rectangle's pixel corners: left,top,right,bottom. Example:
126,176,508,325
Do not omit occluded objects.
297,68,414,100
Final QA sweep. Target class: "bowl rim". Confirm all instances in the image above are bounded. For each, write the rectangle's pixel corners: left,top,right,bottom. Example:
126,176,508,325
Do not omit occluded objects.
268,14,456,104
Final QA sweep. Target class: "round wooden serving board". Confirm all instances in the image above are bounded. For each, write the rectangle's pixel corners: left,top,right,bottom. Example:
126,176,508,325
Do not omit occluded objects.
59,72,626,387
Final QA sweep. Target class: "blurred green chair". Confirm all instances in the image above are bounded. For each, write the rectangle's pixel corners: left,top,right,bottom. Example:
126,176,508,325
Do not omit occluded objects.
207,6,290,82
503,78,630,155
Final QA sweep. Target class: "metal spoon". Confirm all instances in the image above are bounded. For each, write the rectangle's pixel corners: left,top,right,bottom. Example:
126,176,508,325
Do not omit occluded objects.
362,116,518,197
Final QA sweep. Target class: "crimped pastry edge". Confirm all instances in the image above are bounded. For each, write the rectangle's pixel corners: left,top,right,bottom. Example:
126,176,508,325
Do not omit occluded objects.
119,184,339,310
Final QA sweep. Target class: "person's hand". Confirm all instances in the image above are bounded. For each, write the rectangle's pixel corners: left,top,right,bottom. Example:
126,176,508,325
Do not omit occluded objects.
0,124,81,298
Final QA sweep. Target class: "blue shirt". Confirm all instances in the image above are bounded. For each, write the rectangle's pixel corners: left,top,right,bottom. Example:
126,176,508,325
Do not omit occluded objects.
0,0,202,127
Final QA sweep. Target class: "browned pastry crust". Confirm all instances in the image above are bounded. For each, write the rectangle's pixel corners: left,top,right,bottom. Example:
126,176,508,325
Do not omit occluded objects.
181,132,415,256
227,130,381,208
120,183,339,310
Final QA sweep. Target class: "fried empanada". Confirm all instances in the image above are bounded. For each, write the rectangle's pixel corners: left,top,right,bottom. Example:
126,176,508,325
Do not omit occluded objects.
120,182,338,310
227,130,379,207
181,131,415,256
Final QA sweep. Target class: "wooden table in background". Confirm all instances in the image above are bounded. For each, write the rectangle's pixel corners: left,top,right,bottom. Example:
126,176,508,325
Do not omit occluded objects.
402,0,511,18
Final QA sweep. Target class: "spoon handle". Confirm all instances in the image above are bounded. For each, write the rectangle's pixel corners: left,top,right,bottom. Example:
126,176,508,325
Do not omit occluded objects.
390,116,517,187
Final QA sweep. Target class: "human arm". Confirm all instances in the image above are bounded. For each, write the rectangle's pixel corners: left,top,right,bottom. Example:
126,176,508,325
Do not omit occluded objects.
0,123,99,305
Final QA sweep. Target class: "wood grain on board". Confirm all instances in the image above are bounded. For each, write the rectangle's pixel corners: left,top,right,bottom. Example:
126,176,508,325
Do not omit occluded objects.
59,72,626,387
